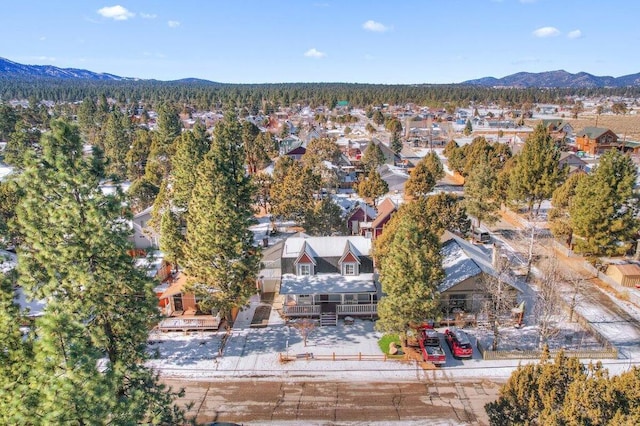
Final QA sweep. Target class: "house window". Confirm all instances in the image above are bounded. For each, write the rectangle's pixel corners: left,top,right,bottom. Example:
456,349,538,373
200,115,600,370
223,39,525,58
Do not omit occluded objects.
298,264,312,276
297,294,312,305
342,263,357,275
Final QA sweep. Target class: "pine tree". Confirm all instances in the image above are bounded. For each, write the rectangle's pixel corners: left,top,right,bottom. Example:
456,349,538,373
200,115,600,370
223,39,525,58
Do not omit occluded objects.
160,209,184,268
404,152,444,199
361,142,385,172
102,109,132,179
569,149,638,255
508,123,565,217
13,120,185,424
355,168,388,206
463,119,473,136
463,158,500,229
126,127,152,181
171,126,210,209
270,158,319,224
184,113,260,319
0,272,37,423
304,197,347,236
3,120,40,169
375,213,443,335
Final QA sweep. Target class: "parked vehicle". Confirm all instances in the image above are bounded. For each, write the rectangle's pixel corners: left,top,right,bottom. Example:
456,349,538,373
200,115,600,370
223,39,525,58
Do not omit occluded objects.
444,328,473,359
418,328,446,366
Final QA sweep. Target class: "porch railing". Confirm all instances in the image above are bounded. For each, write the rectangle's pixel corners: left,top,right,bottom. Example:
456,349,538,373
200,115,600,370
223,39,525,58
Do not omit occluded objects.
336,304,377,316
283,305,321,316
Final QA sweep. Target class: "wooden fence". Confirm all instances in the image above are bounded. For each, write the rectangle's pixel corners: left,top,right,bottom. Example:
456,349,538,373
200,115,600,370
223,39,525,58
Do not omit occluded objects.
477,339,618,361
279,352,391,362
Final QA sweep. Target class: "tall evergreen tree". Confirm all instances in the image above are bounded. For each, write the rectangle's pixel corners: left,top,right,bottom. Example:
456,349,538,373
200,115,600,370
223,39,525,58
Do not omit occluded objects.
304,197,347,236
569,149,638,255
126,127,152,181
361,142,385,172
509,124,565,216
355,168,388,207
171,125,210,209
375,213,443,336
184,113,260,318
464,158,500,229
13,120,185,424
102,109,132,179
405,152,444,199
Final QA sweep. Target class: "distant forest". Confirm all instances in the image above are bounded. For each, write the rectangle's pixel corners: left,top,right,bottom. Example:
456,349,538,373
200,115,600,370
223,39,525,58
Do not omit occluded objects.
2,78,640,110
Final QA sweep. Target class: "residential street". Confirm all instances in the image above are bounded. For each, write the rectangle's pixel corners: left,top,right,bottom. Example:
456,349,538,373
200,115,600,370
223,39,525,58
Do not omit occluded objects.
162,377,499,425
488,210,640,355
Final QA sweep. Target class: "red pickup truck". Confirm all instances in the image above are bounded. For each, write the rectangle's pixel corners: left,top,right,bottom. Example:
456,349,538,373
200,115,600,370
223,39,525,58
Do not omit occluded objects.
444,328,473,359
418,328,446,366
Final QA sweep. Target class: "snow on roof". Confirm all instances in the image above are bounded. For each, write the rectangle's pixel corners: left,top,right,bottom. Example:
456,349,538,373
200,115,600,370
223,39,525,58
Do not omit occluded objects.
439,240,483,292
279,273,376,295
282,236,372,259
439,234,522,293
14,286,46,317
0,249,17,274
135,251,165,278
0,163,13,181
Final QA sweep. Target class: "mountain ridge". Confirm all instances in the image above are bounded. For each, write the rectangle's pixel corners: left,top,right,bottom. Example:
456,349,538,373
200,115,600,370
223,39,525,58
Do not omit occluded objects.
462,69,640,88
2,57,640,87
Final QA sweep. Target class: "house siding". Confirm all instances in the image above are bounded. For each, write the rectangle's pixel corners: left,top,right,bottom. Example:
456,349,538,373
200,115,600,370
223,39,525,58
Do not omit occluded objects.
283,256,374,275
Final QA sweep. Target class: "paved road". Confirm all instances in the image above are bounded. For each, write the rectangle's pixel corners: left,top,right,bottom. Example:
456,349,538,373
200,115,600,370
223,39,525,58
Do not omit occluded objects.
163,377,500,425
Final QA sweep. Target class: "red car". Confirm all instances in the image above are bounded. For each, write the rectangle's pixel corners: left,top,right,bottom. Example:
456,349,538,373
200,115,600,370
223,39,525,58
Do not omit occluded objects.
444,328,473,359
418,328,446,366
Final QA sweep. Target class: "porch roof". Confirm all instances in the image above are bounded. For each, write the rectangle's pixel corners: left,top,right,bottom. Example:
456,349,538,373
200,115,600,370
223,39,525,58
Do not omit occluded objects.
280,273,376,295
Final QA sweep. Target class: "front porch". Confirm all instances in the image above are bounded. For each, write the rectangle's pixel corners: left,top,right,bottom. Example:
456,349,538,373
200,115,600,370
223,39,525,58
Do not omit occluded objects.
156,311,222,332
282,294,377,318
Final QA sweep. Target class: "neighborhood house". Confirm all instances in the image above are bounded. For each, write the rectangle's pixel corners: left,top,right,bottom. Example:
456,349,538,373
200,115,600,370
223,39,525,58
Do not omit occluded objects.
279,234,379,325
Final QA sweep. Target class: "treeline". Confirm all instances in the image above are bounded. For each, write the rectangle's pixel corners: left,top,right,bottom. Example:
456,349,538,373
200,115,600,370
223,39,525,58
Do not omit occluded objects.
2,77,640,110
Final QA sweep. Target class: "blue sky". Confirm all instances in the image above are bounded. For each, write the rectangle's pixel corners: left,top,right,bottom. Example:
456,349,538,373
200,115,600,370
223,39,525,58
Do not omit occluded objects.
1,0,638,84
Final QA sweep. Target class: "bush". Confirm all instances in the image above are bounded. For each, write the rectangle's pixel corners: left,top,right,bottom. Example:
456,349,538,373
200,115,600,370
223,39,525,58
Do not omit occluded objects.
378,334,401,354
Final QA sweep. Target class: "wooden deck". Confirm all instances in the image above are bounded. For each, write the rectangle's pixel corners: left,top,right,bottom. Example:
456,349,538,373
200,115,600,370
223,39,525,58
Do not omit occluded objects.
157,314,220,332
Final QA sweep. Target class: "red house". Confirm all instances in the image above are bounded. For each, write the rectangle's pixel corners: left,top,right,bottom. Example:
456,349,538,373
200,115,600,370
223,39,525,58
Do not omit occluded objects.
360,198,397,239
346,202,376,235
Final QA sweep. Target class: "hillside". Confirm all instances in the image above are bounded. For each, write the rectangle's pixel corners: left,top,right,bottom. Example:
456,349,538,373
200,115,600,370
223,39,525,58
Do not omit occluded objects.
464,70,640,88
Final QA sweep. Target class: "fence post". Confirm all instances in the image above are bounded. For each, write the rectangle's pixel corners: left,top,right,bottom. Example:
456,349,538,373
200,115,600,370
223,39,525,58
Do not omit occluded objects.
359,352,362,361
333,352,335,361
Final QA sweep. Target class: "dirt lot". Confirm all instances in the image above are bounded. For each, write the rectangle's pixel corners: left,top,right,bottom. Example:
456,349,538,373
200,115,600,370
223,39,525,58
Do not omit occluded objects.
528,114,640,140
164,378,500,425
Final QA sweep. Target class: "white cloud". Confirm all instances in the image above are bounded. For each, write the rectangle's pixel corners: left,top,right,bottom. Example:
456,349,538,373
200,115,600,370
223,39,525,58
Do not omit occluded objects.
97,5,135,21
304,48,326,58
567,29,582,39
532,26,560,38
362,20,390,33
168,20,180,28
140,13,157,19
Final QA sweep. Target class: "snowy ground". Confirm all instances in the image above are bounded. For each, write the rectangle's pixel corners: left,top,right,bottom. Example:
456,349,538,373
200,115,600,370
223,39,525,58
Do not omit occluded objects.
146,292,639,384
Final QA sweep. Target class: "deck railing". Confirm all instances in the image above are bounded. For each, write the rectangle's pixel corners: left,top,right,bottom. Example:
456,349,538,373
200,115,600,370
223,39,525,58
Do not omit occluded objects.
337,304,377,315
283,305,321,316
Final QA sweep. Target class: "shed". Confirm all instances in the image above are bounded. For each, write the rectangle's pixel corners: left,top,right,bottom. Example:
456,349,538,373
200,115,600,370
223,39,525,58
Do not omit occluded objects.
605,263,640,288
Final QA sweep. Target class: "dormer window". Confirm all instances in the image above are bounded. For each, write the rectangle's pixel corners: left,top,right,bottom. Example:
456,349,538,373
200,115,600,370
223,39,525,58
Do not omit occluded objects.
298,264,312,276
342,263,357,276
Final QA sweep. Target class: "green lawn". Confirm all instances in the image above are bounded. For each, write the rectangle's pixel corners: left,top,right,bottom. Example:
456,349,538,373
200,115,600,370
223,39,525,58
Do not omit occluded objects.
378,334,401,354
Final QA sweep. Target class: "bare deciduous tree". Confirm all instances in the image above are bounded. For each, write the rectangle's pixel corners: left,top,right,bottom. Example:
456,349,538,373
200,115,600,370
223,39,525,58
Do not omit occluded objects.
290,318,317,347
478,245,519,351
534,256,563,349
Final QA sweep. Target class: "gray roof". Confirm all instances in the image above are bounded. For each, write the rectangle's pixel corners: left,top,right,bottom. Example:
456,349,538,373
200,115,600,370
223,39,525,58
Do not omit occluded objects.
282,235,371,259
439,234,522,293
279,273,376,295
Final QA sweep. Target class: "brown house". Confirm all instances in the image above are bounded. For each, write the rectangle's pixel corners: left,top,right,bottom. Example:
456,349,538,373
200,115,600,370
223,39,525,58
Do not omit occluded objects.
575,127,619,155
359,197,397,239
